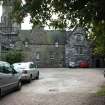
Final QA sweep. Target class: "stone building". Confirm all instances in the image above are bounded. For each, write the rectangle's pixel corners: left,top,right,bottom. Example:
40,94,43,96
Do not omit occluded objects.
0,0,97,68
0,0,20,54
18,27,66,67
65,27,91,67
20,27,91,68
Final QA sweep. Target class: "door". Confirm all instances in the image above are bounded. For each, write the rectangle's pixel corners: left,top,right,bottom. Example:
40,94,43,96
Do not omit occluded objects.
0,65,12,92
0,66,4,87
96,59,100,68
1,65,18,90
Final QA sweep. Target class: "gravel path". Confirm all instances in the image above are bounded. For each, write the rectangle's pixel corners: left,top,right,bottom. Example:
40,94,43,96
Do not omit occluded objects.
0,68,105,105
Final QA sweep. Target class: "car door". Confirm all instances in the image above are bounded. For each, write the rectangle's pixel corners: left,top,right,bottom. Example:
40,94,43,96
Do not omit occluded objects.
29,63,37,78
0,65,4,88
0,65,12,92
2,65,18,90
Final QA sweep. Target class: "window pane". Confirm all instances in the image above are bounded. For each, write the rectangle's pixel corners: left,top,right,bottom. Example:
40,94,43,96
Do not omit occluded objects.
80,47,83,54
36,52,40,60
0,66,3,73
30,64,35,68
2,66,12,74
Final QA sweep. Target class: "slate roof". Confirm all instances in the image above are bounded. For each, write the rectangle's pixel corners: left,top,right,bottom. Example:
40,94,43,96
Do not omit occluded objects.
45,30,66,44
19,29,66,45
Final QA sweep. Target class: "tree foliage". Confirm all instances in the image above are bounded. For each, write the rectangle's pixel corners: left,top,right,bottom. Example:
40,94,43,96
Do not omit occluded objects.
10,0,105,26
1,50,24,64
0,0,105,55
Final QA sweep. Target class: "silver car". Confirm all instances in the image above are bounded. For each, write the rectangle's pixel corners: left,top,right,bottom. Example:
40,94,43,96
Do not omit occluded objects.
0,61,22,97
12,62,39,82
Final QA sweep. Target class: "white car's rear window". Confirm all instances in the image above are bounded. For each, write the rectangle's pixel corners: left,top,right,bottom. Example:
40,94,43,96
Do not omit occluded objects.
13,63,30,70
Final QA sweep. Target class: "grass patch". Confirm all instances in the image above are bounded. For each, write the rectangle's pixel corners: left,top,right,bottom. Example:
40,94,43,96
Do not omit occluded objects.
96,86,105,96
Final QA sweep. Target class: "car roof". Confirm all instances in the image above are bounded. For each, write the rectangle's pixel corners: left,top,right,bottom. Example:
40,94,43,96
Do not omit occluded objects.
0,61,10,66
13,62,34,65
13,62,34,68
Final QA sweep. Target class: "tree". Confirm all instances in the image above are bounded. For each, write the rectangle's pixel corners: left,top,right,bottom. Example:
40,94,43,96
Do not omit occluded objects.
1,50,24,64
0,0,105,55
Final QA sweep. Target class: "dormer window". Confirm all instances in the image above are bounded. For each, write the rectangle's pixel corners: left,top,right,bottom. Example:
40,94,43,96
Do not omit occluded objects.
55,42,59,48
24,41,28,47
75,34,84,41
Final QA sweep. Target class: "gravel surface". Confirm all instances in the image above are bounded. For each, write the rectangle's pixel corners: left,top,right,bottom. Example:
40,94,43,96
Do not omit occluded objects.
84,94,105,105
0,68,105,105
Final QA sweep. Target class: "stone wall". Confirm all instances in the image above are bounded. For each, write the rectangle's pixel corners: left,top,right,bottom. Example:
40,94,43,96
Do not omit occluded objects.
22,44,65,67
65,27,91,67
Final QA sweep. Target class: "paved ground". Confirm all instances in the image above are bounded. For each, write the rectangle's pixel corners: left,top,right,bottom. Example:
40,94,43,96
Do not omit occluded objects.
0,68,105,105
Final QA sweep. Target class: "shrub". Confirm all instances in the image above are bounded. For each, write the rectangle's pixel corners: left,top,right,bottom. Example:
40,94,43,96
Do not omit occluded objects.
1,50,24,64
96,86,105,96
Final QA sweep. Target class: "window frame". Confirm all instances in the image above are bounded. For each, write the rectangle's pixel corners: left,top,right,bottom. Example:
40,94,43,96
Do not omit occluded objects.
1,66,13,74
29,63,36,69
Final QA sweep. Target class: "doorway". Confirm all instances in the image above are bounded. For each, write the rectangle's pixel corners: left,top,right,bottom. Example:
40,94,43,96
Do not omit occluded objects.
96,59,100,68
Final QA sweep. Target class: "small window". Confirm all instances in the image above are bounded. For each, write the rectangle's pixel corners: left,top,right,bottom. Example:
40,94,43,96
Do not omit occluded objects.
80,47,83,54
49,51,54,60
1,46,10,52
36,52,40,60
76,46,83,54
30,64,36,68
2,66,12,74
0,66,3,73
24,42,28,47
55,42,59,48
75,34,84,41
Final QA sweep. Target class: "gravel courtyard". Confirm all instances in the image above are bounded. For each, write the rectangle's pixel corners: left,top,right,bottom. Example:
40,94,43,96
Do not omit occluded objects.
0,68,105,105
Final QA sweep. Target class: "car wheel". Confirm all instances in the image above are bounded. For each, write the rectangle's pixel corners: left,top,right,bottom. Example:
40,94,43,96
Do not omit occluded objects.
17,81,22,90
36,72,39,80
27,75,32,83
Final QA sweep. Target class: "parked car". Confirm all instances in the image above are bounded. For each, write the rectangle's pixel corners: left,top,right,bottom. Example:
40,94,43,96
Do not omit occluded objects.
12,62,39,82
0,61,22,97
79,61,89,68
104,71,105,78
69,61,76,68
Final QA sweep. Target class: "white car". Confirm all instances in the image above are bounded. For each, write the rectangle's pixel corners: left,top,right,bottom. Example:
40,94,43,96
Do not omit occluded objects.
12,62,39,82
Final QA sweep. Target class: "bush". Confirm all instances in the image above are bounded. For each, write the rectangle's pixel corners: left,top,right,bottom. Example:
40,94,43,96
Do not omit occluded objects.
96,86,105,96
1,50,24,64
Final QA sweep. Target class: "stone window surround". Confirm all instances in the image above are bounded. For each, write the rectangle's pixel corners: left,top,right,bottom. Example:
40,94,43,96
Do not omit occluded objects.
36,52,40,60
75,45,84,54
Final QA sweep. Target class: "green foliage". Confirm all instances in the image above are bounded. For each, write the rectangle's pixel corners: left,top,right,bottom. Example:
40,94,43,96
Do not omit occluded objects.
91,21,105,55
1,0,105,29
96,86,105,96
1,0,105,23
1,50,24,64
